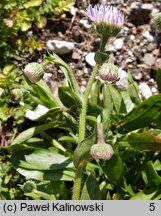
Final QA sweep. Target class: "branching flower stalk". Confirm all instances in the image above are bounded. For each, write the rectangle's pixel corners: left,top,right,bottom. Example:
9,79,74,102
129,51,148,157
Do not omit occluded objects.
73,4,124,200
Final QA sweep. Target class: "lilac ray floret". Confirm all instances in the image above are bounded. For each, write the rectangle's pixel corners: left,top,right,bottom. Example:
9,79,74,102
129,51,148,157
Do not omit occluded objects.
86,4,124,28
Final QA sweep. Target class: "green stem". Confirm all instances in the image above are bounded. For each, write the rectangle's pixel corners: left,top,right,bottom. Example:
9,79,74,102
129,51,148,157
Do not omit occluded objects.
57,61,80,96
100,35,109,52
73,35,108,200
44,56,80,97
72,161,86,200
79,63,100,143
73,64,100,200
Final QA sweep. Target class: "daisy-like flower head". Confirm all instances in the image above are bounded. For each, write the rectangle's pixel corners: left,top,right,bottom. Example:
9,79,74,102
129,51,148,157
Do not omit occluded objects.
86,4,124,37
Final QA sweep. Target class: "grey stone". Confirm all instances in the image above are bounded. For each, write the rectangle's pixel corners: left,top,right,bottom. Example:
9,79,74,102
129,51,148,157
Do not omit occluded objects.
143,31,154,42
143,53,155,67
43,73,52,83
113,38,124,50
128,2,153,22
26,105,49,120
79,19,91,29
72,51,81,60
85,52,95,67
116,69,128,90
139,82,152,99
46,40,75,54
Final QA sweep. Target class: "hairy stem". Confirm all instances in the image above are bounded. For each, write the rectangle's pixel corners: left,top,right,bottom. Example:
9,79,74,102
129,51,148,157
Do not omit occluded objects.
79,63,100,143
72,161,86,200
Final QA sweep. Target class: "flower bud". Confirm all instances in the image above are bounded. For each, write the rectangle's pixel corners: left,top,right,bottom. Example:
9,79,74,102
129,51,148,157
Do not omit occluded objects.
11,88,23,101
90,143,114,160
99,62,119,83
24,62,44,83
153,13,161,32
21,180,37,193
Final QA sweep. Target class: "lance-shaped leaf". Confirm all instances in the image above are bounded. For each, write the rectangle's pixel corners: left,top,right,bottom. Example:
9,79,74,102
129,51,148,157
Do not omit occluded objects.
102,154,124,184
130,188,161,200
73,133,96,168
104,83,126,114
27,79,58,108
58,86,81,108
101,83,113,139
127,71,141,105
17,168,75,181
80,174,101,200
11,148,73,171
127,130,161,151
88,80,102,116
146,161,161,188
116,94,161,134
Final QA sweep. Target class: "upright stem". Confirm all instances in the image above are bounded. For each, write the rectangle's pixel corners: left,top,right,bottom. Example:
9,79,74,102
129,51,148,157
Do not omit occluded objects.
78,63,100,143
73,35,108,200
72,161,86,200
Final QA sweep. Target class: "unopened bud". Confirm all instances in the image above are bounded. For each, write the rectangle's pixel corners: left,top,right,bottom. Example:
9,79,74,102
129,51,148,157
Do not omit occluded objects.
21,180,37,193
11,89,22,101
90,143,114,160
24,62,44,83
153,13,161,32
99,62,119,83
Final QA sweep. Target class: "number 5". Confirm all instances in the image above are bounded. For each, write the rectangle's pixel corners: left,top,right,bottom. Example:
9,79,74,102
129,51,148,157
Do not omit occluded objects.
149,203,155,211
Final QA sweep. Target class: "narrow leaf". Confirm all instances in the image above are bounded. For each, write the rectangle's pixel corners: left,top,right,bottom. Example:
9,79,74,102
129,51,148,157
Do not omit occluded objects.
80,174,101,200
127,130,161,151
117,94,161,134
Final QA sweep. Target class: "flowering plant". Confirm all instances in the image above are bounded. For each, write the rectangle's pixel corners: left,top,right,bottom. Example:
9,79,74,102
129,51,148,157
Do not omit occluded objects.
3,4,161,200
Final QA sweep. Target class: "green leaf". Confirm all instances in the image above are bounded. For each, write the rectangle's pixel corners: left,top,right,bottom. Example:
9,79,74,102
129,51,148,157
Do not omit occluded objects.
146,161,161,188
88,80,102,116
11,121,59,145
104,83,126,114
58,86,77,108
127,130,161,151
130,188,161,200
11,148,73,170
102,84,113,139
80,174,101,200
117,94,161,134
41,132,66,152
24,0,43,8
103,154,124,184
120,91,135,113
156,68,161,93
127,71,141,105
30,79,58,108
17,168,74,181
34,107,61,121
21,22,32,31
58,136,78,145
73,133,96,168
